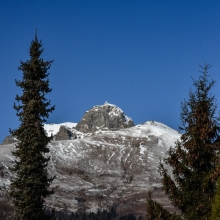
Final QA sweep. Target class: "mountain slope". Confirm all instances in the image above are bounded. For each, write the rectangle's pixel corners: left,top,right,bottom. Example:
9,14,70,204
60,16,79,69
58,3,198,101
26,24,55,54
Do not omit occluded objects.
0,121,180,217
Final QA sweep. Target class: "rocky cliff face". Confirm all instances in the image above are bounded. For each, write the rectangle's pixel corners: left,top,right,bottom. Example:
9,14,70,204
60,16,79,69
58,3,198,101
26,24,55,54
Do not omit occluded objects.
55,126,76,141
76,102,135,133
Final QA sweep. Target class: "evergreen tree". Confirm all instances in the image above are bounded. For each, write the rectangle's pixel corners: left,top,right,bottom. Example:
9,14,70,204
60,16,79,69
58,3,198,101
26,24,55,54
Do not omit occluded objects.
9,34,55,220
147,64,220,220
211,177,220,220
146,192,181,220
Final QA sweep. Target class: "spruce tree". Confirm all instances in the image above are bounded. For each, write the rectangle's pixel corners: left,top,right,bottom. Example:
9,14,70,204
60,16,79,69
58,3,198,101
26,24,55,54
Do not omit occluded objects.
9,34,55,220
147,64,220,220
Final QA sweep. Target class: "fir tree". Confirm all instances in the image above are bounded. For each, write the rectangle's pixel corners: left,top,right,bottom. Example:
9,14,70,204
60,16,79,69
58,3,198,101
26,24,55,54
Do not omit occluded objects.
9,34,55,220
147,64,220,220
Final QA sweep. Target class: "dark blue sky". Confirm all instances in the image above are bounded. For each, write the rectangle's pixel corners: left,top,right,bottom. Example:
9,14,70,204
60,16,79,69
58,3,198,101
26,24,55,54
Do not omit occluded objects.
1,1,220,142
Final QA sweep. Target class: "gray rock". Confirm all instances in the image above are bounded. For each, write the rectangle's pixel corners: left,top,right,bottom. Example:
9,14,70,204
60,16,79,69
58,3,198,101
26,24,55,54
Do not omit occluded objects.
55,126,76,140
1,135,17,145
76,102,135,133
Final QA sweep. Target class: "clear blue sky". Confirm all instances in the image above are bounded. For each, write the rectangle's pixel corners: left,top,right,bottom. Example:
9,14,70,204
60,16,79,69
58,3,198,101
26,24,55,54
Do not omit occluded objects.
1,0,220,142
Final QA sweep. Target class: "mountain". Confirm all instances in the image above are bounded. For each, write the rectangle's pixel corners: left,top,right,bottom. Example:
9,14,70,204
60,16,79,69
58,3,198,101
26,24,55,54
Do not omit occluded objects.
76,102,135,133
1,102,135,144
0,103,180,218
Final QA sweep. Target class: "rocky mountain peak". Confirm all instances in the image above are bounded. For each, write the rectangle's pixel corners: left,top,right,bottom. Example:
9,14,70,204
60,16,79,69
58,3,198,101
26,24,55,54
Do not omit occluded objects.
75,102,135,133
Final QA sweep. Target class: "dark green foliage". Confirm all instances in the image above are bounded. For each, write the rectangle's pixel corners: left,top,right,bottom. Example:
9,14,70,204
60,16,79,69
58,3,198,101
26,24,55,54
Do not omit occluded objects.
0,191,14,220
118,213,136,220
211,177,220,220
9,34,55,220
146,192,181,220
147,64,220,220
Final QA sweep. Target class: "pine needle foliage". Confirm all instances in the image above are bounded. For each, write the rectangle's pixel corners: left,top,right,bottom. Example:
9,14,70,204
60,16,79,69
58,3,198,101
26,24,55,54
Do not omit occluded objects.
9,34,55,220
146,192,181,220
147,64,220,220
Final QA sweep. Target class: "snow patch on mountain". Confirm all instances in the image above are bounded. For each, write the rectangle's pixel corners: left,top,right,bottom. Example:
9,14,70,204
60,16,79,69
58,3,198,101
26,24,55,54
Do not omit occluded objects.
44,122,77,137
103,101,132,125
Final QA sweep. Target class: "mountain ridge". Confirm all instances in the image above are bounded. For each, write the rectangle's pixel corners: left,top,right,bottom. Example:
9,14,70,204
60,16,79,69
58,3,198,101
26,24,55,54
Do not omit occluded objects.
1,102,135,144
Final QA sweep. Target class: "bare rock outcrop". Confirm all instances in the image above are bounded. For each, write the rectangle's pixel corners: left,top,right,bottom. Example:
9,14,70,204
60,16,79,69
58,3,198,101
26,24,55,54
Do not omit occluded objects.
1,135,17,145
55,126,76,140
76,102,135,133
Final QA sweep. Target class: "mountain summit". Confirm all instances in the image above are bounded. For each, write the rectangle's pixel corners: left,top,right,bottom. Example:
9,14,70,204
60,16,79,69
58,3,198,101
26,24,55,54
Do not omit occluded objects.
75,102,135,133
1,102,135,144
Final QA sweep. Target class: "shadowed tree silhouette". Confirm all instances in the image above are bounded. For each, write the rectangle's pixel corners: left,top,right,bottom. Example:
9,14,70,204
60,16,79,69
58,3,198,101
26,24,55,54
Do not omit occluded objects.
147,64,220,220
9,33,55,220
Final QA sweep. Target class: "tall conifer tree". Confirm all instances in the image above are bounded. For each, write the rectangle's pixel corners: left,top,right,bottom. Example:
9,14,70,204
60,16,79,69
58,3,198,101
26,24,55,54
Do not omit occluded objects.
9,34,55,220
147,64,220,220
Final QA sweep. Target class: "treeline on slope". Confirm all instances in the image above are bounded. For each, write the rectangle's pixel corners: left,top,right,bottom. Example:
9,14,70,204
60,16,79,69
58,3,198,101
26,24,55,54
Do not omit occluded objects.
46,207,142,220
146,64,220,220
0,195,143,220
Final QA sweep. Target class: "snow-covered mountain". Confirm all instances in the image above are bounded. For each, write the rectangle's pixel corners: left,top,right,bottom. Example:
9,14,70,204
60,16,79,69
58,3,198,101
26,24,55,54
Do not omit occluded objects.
1,102,135,144
0,119,180,217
